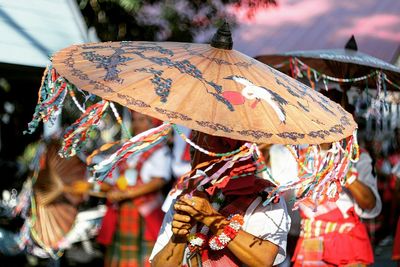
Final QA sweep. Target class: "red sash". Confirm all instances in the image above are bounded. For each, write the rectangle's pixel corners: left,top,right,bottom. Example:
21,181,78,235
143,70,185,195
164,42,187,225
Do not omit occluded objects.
97,143,165,245
97,201,118,245
293,204,374,266
393,217,400,260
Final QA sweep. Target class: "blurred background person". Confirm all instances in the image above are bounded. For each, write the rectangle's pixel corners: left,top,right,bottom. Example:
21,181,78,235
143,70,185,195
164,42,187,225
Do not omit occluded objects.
97,112,171,267
388,127,400,265
374,127,400,248
292,89,382,267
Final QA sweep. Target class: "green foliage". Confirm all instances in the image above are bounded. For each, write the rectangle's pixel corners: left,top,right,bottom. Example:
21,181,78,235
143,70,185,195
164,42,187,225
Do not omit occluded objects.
0,78,10,93
116,0,142,12
77,0,276,42
16,141,39,175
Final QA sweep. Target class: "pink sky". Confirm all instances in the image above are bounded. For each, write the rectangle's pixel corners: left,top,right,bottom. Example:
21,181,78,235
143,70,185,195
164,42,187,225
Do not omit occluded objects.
221,0,400,62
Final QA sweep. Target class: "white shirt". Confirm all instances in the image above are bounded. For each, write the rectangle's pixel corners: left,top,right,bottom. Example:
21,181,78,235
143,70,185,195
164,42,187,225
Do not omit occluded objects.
149,196,291,266
336,151,382,219
118,146,172,185
269,144,299,185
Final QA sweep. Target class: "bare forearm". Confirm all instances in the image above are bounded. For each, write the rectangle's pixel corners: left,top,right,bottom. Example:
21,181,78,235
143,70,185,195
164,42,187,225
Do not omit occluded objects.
174,195,280,266
227,231,279,267
347,180,376,210
127,178,165,199
209,215,278,267
151,236,186,267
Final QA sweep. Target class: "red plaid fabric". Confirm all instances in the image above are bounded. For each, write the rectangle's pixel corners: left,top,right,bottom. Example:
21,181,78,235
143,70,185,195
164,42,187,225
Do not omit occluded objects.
293,237,326,267
104,201,154,267
299,218,355,238
103,144,166,267
293,207,373,266
393,217,400,261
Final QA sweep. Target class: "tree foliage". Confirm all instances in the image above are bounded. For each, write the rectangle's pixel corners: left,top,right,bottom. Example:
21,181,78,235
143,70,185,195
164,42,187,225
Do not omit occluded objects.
77,0,276,42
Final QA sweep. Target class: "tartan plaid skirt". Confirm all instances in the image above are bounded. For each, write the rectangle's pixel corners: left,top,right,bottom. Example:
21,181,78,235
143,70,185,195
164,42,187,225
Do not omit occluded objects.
104,200,154,267
393,217,400,261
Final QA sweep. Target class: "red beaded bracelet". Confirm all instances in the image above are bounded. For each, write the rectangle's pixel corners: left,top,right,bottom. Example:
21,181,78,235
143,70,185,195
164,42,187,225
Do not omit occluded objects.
187,233,208,253
209,214,244,250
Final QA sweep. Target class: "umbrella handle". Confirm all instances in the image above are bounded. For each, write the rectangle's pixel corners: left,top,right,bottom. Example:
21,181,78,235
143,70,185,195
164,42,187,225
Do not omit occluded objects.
87,191,107,198
63,181,111,198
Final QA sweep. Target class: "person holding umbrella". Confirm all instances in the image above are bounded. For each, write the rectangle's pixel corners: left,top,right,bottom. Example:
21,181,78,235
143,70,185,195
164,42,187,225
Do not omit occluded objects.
150,132,291,267
96,111,172,267
387,127,400,264
256,38,400,266
25,22,360,267
291,89,382,267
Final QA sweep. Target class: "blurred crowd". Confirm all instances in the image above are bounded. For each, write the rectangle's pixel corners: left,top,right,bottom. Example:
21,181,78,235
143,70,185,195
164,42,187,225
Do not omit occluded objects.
0,96,399,267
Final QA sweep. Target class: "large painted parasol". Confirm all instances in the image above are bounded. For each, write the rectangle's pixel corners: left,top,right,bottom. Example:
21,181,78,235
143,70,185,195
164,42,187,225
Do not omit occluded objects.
45,23,356,146
26,23,359,207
